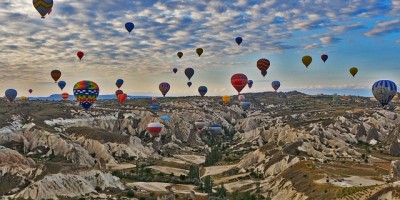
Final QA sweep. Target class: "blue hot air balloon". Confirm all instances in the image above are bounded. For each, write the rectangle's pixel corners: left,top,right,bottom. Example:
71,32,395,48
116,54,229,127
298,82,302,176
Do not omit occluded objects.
198,86,208,97
161,116,171,122
372,80,397,106
261,70,267,77
209,124,222,135
125,22,134,34
235,37,243,45
187,82,192,88
58,81,66,90
248,80,253,89
5,89,17,102
116,79,124,89
185,68,195,80
173,68,178,74
151,102,160,111
240,100,251,111
272,81,281,92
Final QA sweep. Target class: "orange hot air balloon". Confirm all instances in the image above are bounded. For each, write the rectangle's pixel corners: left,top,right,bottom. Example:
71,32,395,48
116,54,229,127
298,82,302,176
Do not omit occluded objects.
61,92,69,101
257,59,270,72
231,73,248,94
51,70,61,83
222,95,231,104
118,93,128,104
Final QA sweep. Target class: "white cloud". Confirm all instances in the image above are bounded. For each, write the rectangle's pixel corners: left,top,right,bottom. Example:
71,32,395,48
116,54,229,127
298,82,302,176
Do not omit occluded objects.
365,19,400,37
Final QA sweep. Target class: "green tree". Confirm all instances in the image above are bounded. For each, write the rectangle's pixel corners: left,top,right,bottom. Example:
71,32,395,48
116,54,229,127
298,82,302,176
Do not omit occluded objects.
204,175,213,195
216,184,227,198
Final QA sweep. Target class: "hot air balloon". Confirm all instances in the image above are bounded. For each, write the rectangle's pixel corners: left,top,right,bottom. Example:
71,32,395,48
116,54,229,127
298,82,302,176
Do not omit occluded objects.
248,80,253,89
238,95,245,102
372,80,397,106
125,22,134,34
195,119,206,130
177,52,183,59
159,82,170,97
150,102,160,111
231,73,248,94
261,70,267,77
29,89,33,94
33,0,53,19
349,67,358,77
5,89,17,102
209,124,222,135
118,93,127,104
20,96,27,101
198,86,208,97
161,116,171,122
77,51,84,60
187,82,192,88
272,81,281,92
173,68,178,74
235,37,243,45
240,100,251,111
58,81,66,90
185,68,195,80
196,48,203,57
51,70,61,83
257,59,270,72
321,54,328,63
222,95,231,104
115,90,123,98
73,80,99,110
61,92,69,101
147,122,163,137
302,56,312,68
152,97,157,102
116,79,124,89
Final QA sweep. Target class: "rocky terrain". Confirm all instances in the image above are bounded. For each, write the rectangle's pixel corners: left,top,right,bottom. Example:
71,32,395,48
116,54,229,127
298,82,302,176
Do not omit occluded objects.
1,92,400,199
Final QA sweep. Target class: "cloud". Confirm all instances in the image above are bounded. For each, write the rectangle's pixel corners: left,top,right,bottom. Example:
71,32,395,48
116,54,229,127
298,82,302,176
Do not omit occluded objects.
304,43,320,50
396,39,400,44
319,36,341,44
364,19,400,37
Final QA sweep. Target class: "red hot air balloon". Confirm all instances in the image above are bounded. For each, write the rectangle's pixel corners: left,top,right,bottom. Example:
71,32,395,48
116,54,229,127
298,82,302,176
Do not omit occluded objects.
147,122,163,137
152,97,157,102
257,59,270,72
29,89,33,94
51,70,61,83
77,51,84,60
231,73,248,94
61,92,69,101
115,90,123,98
118,93,127,104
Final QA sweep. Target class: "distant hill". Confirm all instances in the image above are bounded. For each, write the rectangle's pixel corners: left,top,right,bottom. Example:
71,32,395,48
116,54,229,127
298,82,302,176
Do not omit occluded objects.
29,94,151,101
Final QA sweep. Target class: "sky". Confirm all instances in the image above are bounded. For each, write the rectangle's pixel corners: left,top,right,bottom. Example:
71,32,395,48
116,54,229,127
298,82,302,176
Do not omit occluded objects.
1,0,399,97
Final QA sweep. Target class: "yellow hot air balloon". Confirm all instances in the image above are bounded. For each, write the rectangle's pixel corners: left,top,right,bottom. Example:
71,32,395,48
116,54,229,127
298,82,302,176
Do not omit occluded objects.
302,55,312,68
222,95,231,104
349,67,358,77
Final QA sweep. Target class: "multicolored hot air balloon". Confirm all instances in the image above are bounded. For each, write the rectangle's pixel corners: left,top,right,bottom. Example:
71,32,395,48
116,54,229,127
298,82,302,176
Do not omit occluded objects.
147,122,163,137
222,95,231,104
196,48,203,57
173,68,178,74
198,86,207,97
161,116,171,122
115,90,123,98
372,80,397,106
209,124,222,135
125,22,134,34
238,95,245,102
257,59,270,72
33,0,53,19
235,37,243,45
231,73,248,94
29,89,33,94
349,67,358,77
240,100,251,111
116,79,124,89
150,102,160,111
321,54,328,63
187,82,192,88
302,56,312,68
177,52,183,59
159,82,170,97
51,70,61,83
58,81,66,90
185,68,195,80
118,93,127,104
73,80,99,110
195,119,206,130
261,70,267,77
61,92,69,101
272,81,281,92
5,89,17,102
248,80,253,89
77,51,84,60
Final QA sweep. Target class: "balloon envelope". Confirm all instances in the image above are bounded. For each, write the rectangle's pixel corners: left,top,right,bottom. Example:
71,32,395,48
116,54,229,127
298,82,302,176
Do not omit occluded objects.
77,51,84,60
321,54,328,63
272,81,281,91
115,90,123,98
196,48,203,57
222,95,231,104
187,82,192,88
173,68,178,74
231,73,248,94
209,124,222,135
240,101,251,111
33,0,53,18
235,37,243,45
150,102,160,111
198,86,208,97
125,22,134,33
73,80,99,110
177,52,183,59
161,116,170,122
257,59,270,72
372,80,397,106
29,89,33,94
349,67,358,77
261,70,267,77
58,81,66,90
118,93,127,104
152,97,157,102
159,82,170,97
195,119,206,130
61,92,69,101
248,80,253,89
238,95,245,102
185,68,195,80
5,89,17,102
116,79,124,89
51,70,61,83
147,122,163,137
302,56,312,67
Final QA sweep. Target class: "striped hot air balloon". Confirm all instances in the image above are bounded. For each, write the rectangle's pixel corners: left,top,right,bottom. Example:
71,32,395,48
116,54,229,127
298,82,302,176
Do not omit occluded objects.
209,124,222,135
73,80,99,110
372,80,397,106
33,0,53,19
61,93,69,101
257,59,270,72
147,122,163,137
231,73,248,94
195,119,206,130
159,82,170,97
